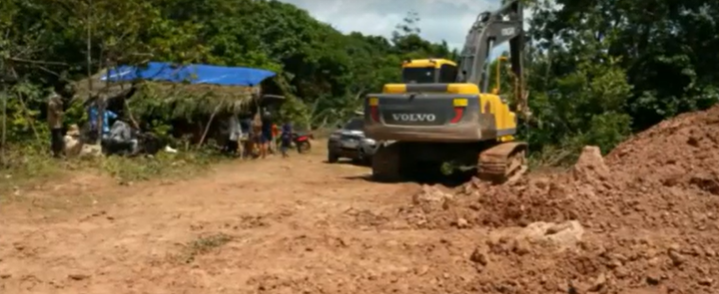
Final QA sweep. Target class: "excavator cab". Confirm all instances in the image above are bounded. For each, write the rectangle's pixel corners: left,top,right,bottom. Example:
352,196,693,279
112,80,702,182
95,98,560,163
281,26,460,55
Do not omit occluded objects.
401,59,458,84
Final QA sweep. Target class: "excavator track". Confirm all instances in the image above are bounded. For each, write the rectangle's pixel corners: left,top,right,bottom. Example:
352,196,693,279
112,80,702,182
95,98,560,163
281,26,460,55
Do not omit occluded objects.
478,141,528,184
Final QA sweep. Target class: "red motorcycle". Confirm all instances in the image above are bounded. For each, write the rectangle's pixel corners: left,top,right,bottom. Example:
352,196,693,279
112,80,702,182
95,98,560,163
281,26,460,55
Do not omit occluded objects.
292,132,313,153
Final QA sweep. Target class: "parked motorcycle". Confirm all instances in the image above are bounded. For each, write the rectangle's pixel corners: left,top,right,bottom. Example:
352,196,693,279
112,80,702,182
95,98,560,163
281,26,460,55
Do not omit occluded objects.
292,132,313,153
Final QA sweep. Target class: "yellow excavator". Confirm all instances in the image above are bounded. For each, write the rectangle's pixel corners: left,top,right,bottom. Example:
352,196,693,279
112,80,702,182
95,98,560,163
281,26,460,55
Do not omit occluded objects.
363,0,530,183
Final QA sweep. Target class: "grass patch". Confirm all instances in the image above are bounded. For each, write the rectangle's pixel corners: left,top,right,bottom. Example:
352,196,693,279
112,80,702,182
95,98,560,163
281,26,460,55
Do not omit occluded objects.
0,143,225,196
175,233,233,264
99,149,220,185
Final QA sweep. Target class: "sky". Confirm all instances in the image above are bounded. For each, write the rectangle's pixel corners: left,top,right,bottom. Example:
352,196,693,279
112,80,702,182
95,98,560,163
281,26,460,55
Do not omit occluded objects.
278,0,504,50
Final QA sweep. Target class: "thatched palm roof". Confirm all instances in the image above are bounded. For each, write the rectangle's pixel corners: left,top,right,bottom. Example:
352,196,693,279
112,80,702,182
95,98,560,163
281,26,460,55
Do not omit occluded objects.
72,68,261,116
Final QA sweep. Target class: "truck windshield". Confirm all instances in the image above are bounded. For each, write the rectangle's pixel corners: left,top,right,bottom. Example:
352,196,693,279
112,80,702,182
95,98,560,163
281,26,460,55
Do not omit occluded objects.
344,118,364,130
402,67,435,83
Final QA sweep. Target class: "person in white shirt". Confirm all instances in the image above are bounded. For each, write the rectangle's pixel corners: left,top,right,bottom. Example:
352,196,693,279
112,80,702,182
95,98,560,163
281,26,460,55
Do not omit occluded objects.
225,115,242,156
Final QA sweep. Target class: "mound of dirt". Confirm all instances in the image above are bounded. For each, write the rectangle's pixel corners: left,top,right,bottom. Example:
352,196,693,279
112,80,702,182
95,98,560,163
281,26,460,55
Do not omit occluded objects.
399,105,719,293
607,105,719,196
573,145,611,184
466,232,719,293
428,105,719,230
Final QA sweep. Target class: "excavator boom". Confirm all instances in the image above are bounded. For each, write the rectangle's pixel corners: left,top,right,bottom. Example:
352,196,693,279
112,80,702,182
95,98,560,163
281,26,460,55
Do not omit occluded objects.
457,0,527,118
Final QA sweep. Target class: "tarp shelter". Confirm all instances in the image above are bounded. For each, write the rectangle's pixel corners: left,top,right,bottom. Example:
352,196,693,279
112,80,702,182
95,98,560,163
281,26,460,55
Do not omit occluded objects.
86,61,280,114
101,62,276,86
93,62,280,145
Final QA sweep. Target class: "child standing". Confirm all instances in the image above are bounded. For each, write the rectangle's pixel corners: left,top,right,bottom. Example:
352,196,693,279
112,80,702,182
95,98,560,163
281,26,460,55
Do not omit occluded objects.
280,122,293,158
271,123,279,154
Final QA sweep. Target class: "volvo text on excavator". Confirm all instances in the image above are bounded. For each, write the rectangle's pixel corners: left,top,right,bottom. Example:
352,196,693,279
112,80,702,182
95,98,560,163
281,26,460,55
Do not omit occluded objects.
363,0,529,183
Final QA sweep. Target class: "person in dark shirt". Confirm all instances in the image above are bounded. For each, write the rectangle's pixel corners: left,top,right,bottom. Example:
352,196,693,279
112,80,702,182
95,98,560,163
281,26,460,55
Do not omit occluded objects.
260,110,273,158
240,116,251,136
280,122,293,158
239,116,252,158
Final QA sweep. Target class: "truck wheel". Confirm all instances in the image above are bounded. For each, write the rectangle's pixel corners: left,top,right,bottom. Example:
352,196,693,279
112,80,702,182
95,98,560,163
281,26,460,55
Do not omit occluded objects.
371,143,402,182
358,148,372,166
354,147,367,165
327,151,339,163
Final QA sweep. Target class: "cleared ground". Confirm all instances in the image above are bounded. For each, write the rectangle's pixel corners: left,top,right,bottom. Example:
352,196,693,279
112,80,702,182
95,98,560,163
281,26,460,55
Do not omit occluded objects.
1,146,482,294
4,104,719,294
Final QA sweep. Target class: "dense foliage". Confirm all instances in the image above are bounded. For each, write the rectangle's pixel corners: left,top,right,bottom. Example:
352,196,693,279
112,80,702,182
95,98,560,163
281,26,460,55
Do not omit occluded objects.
1,0,717,164
519,0,719,163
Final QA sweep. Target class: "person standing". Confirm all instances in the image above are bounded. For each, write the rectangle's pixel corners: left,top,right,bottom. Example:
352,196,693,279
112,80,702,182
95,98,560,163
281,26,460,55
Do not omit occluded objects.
240,115,253,158
47,90,64,158
260,109,273,159
271,122,279,154
280,122,293,158
252,112,264,158
225,115,241,157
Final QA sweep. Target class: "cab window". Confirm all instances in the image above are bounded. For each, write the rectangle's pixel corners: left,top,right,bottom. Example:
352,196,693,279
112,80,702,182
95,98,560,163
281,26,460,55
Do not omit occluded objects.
438,64,458,83
402,67,435,83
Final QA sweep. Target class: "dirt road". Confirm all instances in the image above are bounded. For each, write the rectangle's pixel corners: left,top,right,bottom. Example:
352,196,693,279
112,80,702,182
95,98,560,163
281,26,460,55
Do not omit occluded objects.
1,147,481,294
5,104,719,294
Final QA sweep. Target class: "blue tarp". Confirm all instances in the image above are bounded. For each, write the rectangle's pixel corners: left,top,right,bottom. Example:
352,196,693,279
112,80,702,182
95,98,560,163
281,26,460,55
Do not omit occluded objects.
101,62,276,86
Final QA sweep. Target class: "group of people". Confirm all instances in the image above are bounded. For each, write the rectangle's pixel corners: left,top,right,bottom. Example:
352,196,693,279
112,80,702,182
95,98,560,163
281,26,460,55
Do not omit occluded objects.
88,103,141,156
45,81,142,158
46,82,96,158
225,109,294,158
45,80,293,159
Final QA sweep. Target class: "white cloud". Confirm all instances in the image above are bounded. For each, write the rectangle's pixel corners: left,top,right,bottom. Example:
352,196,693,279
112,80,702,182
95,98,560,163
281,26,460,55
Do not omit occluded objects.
279,0,502,49
278,0,552,60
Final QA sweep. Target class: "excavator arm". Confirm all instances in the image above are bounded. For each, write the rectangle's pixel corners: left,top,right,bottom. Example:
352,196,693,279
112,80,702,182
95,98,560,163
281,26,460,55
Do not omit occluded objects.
457,0,529,118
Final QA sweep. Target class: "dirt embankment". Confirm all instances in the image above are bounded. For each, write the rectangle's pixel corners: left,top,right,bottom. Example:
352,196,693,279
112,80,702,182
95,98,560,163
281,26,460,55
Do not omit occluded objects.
399,105,719,293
